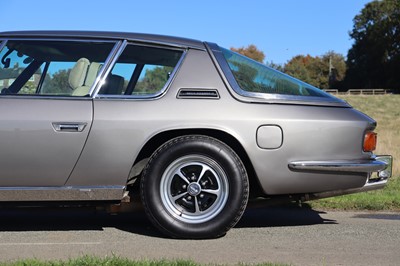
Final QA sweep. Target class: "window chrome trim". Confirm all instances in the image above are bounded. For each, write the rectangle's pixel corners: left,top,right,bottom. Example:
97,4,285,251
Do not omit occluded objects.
0,37,120,99
0,37,118,44
94,47,187,100
0,37,186,100
205,42,349,107
90,40,127,97
0,95,93,101
0,39,6,52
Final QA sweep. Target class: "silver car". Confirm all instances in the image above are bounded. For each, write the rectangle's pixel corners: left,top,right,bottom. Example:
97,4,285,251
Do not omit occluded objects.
0,31,393,239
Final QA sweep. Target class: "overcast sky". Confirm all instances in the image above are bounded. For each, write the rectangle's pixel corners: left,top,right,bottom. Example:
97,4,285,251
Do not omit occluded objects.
1,0,371,64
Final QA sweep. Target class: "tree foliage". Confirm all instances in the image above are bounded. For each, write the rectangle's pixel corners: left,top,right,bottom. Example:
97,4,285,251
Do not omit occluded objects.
135,66,173,93
345,0,400,91
230,44,266,63
41,69,71,94
284,52,346,89
266,61,284,72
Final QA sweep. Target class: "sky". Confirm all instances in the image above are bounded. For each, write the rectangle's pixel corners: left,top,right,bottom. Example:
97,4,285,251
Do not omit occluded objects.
0,0,371,65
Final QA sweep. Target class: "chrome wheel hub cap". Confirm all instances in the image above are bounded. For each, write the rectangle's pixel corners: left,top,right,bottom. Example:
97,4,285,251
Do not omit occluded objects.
160,155,229,224
187,182,202,196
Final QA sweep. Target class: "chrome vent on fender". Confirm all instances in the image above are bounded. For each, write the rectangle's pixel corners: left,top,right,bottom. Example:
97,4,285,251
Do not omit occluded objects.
177,88,220,99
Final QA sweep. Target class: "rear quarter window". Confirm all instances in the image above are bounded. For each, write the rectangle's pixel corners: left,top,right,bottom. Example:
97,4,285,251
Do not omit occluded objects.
220,47,333,99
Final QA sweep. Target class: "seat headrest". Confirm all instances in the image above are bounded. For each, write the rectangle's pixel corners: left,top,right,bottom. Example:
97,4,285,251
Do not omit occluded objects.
68,58,90,89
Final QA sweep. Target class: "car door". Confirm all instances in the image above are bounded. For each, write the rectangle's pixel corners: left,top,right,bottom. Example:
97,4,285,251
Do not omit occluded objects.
0,39,117,186
0,98,92,186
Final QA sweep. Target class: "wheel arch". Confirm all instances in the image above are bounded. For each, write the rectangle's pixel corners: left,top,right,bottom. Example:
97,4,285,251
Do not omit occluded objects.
132,128,264,197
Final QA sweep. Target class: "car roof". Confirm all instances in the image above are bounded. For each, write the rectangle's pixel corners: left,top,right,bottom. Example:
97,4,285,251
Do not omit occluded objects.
0,30,206,50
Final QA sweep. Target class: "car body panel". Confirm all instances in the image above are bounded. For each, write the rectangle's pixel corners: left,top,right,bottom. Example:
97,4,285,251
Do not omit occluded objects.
0,97,92,186
0,31,392,203
67,48,378,195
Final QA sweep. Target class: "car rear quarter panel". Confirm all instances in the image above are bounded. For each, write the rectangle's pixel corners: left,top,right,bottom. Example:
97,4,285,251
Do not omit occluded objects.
67,48,374,195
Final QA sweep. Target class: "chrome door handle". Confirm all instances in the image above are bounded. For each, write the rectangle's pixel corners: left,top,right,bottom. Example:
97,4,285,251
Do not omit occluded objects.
52,122,87,132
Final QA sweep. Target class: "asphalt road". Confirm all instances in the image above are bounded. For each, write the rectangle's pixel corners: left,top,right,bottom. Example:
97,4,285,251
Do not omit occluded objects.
0,204,399,266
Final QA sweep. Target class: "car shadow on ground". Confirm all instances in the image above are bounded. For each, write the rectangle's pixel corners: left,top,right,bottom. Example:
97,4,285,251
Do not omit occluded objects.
0,202,336,238
236,202,337,228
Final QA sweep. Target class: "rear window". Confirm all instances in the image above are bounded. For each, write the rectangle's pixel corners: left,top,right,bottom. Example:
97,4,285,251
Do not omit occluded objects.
220,47,333,98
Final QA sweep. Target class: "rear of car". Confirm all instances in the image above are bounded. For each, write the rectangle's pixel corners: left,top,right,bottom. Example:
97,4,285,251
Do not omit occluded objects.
207,43,392,197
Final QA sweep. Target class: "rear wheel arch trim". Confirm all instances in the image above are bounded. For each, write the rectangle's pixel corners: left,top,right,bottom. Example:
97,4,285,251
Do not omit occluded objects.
130,128,263,197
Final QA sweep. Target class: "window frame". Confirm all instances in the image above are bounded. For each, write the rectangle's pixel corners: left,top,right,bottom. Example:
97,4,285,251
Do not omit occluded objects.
0,37,121,100
0,38,187,101
93,42,187,100
206,42,348,107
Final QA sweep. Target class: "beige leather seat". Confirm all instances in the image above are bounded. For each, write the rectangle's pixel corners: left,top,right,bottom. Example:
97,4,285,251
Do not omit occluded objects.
68,58,102,96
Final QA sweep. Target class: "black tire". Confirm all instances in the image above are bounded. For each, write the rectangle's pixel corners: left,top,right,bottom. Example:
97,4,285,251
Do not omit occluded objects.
140,135,249,239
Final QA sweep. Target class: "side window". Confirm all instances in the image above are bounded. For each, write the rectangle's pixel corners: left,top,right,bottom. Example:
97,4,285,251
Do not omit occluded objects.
99,44,183,96
220,47,330,98
0,40,115,96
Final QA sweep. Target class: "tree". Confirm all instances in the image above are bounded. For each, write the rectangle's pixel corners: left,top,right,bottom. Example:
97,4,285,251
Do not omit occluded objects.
41,69,71,94
135,66,174,93
231,44,265,63
284,52,346,89
345,0,400,91
324,51,347,89
284,55,316,86
265,61,284,72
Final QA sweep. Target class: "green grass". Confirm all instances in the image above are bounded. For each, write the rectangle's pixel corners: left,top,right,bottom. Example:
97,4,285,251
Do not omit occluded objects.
310,95,400,211
0,257,195,266
0,256,290,266
338,95,399,176
310,175,400,211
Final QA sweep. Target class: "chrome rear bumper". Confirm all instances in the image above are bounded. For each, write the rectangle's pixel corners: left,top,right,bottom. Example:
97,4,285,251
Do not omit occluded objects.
289,155,393,201
288,155,393,178
288,156,391,174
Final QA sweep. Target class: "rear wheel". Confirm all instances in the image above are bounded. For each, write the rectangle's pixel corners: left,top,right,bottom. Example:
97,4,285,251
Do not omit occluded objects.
140,135,249,239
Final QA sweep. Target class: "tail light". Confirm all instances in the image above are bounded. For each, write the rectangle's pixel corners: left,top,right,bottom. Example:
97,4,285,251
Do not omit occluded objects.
363,131,377,152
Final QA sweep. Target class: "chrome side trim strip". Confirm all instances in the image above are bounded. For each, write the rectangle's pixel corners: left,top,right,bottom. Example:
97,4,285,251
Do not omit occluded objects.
288,160,387,173
0,186,125,202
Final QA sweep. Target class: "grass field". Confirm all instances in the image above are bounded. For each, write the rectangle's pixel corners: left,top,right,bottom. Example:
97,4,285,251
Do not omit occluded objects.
310,95,400,211
0,256,289,266
339,95,399,176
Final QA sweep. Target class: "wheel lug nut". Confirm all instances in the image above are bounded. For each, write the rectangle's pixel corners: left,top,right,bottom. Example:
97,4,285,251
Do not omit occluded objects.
182,185,187,189
200,194,204,198
187,196,192,200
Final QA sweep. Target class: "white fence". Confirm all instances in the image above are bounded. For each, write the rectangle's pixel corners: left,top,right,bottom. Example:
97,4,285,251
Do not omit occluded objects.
324,89,391,95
